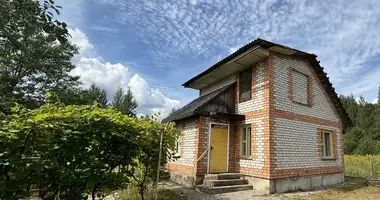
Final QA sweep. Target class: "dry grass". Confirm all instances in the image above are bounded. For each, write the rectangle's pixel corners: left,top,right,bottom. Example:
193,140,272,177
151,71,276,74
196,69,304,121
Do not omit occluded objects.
291,186,380,200
115,186,188,200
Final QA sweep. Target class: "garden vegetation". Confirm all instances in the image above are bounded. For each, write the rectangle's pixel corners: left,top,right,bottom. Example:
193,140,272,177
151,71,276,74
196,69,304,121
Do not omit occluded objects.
0,1,180,199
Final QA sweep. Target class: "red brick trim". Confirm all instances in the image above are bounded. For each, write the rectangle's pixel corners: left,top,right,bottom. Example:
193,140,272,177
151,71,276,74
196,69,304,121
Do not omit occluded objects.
238,166,268,178
288,68,313,107
265,53,275,179
307,75,314,106
166,163,194,175
194,116,207,175
274,109,340,128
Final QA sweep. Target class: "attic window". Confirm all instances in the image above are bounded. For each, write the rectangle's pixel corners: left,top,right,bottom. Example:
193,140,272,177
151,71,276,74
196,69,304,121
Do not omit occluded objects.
239,68,252,103
291,69,309,105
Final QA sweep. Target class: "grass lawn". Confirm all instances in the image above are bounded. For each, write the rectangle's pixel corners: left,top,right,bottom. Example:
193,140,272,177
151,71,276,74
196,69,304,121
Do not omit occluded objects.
291,177,380,200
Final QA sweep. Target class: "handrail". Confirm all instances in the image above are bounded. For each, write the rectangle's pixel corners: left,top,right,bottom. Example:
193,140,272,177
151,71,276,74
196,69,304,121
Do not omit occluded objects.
197,147,209,162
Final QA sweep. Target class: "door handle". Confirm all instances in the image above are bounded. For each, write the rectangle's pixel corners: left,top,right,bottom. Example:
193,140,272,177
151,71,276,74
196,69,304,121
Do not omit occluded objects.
210,146,213,151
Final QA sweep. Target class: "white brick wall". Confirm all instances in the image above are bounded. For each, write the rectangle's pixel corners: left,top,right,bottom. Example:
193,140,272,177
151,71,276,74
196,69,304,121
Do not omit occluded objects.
273,56,340,122
235,62,265,114
274,118,342,170
238,117,265,169
200,75,237,96
170,120,197,166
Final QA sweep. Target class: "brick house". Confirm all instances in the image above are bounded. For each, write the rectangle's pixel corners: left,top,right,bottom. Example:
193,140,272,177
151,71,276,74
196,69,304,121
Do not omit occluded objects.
162,39,352,194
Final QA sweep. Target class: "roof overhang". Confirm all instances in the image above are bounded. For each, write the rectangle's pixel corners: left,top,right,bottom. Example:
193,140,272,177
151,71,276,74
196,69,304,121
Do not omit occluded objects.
184,46,269,90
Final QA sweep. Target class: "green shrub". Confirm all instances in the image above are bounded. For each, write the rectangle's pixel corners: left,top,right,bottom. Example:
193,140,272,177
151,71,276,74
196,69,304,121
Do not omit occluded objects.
345,155,380,178
0,102,179,199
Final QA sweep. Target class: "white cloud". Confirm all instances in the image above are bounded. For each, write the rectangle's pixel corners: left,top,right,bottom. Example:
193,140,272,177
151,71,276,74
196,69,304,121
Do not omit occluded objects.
339,67,380,98
228,47,239,55
68,28,180,118
189,0,198,6
100,0,380,100
68,28,95,56
371,98,378,104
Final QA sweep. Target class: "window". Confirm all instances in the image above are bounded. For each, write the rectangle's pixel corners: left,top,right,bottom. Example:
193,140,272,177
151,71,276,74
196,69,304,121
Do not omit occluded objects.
240,125,251,158
292,69,309,105
174,136,181,158
239,68,252,103
321,130,333,158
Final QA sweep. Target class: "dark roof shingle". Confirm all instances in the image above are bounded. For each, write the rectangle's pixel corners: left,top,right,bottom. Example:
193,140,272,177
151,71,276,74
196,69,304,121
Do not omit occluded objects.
162,83,234,122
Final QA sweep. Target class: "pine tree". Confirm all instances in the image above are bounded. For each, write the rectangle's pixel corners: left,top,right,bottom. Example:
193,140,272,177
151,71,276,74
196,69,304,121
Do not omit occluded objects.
111,87,138,117
169,107,179,115
123,87,138,117
86,84,108,107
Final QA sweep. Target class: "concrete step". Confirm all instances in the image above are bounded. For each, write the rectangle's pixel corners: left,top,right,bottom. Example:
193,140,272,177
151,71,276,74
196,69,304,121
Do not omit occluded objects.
204,179,248,187
204,173,244,180
196,184,253,194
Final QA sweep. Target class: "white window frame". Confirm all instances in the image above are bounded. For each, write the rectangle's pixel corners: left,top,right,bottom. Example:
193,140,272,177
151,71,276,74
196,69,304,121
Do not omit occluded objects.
174,136,181,158
321,130,333,159
240,125,252,158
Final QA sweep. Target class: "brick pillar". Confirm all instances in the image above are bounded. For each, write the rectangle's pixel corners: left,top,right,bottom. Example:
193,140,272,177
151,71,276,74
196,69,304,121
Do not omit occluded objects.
262,53,276,179
194,116,208,176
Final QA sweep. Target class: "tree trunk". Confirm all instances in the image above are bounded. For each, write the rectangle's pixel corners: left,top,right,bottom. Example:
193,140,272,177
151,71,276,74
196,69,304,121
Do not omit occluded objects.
92,187,97,200
138,184,144,200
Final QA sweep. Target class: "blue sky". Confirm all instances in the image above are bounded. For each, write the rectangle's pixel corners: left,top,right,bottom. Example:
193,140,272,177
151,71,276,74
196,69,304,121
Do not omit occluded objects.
57,0,380,117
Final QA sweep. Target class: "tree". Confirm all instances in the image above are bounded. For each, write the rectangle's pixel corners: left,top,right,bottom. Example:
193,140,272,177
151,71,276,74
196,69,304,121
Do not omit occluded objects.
112,87,138,117
169,107,179,115
85,84,108,107
0,0,80,112
0,96,179,199
340,94,380,155
339,94,359,126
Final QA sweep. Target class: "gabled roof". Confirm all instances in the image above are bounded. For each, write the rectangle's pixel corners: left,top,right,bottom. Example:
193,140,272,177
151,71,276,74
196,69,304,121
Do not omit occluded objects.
181,38,353,130
162,83,239,123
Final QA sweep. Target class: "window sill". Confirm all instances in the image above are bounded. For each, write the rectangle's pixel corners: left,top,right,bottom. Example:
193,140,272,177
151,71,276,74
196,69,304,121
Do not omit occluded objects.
239,156,252,160
322,157,336,161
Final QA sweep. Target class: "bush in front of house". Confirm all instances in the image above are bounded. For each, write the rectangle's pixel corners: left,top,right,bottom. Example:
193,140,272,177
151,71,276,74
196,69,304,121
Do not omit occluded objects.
345,155,380,178
0,96,179,200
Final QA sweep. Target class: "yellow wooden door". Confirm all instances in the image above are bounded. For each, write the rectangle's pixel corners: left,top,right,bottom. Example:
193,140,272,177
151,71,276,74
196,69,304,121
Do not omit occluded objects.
210,127,228,173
